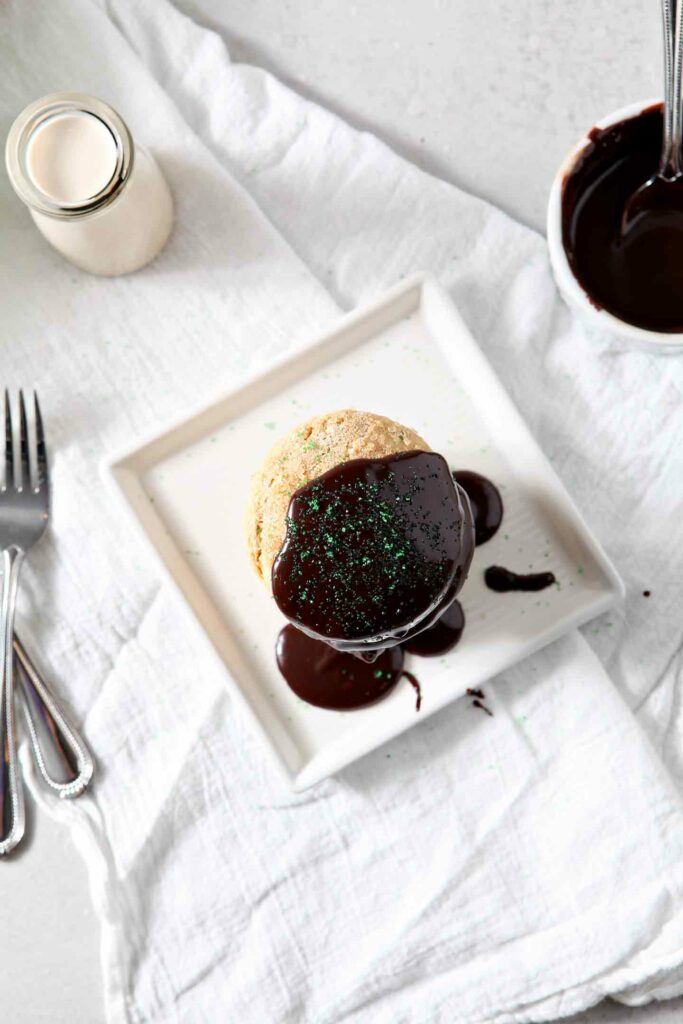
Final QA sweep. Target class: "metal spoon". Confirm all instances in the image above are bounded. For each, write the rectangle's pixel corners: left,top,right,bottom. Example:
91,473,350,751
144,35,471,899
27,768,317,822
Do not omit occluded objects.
621,0,683,233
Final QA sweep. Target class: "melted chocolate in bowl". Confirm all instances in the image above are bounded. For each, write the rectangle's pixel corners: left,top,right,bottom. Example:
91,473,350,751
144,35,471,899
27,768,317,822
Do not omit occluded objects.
562,103,683,332
272,451,475,653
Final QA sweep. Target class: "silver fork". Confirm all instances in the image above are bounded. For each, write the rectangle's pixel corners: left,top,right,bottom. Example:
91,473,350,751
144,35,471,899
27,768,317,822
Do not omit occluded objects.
0,391,49,855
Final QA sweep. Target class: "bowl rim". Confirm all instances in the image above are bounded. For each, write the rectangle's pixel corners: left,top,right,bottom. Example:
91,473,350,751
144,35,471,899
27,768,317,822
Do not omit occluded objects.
546,96,683,349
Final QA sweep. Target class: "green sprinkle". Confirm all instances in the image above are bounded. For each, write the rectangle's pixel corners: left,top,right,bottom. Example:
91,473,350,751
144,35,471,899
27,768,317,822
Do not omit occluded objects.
264,421,276,430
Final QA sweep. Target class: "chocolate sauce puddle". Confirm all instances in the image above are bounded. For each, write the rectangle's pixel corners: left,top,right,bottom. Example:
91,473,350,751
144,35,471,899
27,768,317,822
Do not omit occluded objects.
276,624,404,711
403,599,465,657
484,565,556,593
562,103,683,332
276,624,427,713
452,470,503,546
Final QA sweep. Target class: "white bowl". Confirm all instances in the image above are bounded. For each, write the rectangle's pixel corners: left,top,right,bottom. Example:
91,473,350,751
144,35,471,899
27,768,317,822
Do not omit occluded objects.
547,98,683,352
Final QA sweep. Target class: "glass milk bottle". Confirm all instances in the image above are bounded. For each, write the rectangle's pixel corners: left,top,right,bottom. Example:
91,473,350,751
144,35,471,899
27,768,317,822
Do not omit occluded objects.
5,92,173,276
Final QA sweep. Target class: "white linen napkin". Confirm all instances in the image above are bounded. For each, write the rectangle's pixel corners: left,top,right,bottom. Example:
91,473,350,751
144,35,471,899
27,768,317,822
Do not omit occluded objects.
3,1,683,1021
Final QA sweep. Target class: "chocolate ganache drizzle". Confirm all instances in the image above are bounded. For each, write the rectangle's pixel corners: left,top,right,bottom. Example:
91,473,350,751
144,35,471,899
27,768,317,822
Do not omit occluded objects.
399,469,503,658
272,451,475,655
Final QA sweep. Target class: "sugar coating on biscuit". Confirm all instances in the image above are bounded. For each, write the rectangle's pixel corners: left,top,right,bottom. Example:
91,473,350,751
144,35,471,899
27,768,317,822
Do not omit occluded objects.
245,409,429,588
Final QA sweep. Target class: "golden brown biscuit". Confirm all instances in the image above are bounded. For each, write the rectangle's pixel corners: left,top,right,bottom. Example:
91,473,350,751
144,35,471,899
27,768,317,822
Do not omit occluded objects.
246,409,429,588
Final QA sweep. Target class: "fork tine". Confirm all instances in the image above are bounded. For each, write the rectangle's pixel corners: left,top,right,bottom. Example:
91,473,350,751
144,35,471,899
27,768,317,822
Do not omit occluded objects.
34,393,47,490
4,391,13,491
18,391,29,491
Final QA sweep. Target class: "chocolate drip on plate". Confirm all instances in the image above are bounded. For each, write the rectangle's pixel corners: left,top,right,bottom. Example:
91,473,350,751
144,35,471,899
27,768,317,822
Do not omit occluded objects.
403,599,465,657
401,670,422,712
452,470,503,546
276,624,405,711
484,565,556,593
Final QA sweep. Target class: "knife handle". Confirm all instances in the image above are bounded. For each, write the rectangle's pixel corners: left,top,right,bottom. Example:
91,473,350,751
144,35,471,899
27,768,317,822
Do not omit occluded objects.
14,635,94,799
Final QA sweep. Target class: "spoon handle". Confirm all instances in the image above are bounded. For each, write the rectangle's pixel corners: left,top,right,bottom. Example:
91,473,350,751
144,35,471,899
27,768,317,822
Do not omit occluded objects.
14,635,94,798
660,0,683,178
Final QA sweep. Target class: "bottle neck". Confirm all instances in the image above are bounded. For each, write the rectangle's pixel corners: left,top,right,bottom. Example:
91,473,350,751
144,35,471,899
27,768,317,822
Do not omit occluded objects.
5,92,134,221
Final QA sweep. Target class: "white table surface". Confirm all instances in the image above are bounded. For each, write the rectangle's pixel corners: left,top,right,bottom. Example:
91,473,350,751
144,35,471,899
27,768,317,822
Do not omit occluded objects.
3,2,680,1021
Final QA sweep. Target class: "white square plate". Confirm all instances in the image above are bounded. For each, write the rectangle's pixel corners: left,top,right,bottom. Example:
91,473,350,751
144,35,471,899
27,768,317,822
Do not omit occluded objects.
108,275,623,789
